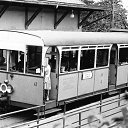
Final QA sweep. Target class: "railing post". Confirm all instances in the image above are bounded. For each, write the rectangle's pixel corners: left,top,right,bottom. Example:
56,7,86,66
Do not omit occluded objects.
118,89,121,107
37,106,40,128
64,101,66,114
100,93,103,114
43,105,45,118
79,112,81,128
63,101,67,128
63,115,65,128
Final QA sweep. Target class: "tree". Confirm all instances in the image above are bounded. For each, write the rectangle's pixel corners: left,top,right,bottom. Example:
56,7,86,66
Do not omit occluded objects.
82,0,128,32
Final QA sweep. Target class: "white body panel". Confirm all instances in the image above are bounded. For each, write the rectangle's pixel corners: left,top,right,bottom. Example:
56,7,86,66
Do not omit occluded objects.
78,71,94,95
117,65,128,85
58,73,78,101
8,73,43,105
94,68,108,92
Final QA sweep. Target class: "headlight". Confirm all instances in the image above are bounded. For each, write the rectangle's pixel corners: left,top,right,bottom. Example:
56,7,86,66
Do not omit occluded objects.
0,83,7,93
7,84,13,94
0,81,13,94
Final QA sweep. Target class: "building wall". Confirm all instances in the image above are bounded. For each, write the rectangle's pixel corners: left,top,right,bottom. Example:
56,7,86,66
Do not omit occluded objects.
0,6,81,31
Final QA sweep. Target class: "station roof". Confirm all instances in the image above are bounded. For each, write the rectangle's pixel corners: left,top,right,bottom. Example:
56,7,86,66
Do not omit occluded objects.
0,0,107,11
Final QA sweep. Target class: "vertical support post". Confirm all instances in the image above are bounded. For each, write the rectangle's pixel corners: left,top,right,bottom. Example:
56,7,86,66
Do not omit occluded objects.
37,107,40,128
100,93,103,114
63,101,66,128
54,9,57,29
64,101,66,114
25,7,28,30
79,112,81,128
63,115,65,128
43,105,45,118
118,89,121,107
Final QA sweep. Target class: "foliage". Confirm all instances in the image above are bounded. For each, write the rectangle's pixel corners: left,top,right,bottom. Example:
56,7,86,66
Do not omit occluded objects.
82,0,128,32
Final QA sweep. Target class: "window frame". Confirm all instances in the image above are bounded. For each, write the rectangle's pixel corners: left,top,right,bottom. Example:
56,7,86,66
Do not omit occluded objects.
0,49,7,71
60,46,79,74
79,46,96,71
96,47,110,68
25,45,42,76
8,50,25,73
59,45,111,74
5,45,43,76
118,45,128,66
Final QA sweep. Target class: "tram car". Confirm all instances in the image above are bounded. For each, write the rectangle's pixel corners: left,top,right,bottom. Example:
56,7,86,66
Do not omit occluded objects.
0,30,128,110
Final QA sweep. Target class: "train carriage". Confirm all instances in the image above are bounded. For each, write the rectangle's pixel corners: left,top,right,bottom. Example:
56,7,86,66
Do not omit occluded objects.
0,30,128,109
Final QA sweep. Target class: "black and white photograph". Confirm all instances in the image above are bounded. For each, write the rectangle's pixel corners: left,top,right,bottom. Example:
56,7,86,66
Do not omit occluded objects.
0,0,128,128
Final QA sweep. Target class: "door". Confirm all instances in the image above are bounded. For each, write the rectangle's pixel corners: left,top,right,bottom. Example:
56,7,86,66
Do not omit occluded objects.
109,44,118,90
45,47,59,101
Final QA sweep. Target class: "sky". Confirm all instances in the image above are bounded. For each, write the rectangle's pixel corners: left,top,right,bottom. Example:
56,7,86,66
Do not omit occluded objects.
122,0,128,10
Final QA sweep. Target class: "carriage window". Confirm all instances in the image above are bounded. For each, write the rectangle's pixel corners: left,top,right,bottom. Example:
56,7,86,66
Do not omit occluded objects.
26,46,42,75
60,50,78,73
119,47,128,65
0,49,7,70
80,49,95,70
96,49,109,67
9,50,24,73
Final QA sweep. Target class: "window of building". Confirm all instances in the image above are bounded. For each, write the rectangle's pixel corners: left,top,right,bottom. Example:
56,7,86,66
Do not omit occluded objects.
119,47,128,65
60,50,78,73
80,49,95,70
0,49,7,70
96,49,109,67
26,46,42,75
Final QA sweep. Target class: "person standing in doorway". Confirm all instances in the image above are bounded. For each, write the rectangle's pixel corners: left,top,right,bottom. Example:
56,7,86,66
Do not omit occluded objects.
44,58,51,101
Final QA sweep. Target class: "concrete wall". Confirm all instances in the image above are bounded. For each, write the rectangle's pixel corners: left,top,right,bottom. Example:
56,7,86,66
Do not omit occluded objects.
0,6,81,31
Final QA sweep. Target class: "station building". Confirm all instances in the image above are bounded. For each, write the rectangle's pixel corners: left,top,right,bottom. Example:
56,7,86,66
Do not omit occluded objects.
0,0,106,31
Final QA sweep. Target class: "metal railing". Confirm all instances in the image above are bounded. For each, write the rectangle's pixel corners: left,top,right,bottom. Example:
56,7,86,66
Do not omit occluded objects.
0,104,45,128
9,94,126,128
1,86,128,128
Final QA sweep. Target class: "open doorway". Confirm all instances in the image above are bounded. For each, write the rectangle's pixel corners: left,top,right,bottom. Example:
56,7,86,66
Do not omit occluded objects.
45,47,59,101
109,44,118,90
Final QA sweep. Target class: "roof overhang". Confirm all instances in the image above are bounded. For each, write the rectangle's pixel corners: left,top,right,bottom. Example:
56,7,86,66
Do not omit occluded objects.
0,0,107,11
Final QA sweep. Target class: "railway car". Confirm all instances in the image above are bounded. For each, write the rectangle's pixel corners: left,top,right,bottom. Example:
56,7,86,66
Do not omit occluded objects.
0,30,128,110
